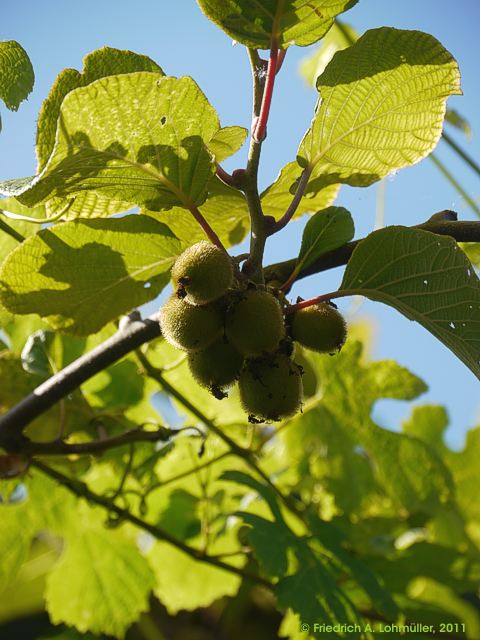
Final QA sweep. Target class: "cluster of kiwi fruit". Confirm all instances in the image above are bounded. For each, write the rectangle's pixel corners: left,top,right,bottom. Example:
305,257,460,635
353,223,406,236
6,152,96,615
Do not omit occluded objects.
159,241,347,423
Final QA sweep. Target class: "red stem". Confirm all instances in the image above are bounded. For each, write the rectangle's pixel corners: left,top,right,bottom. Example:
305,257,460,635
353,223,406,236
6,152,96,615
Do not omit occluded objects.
252,40,279,142
189,204,227,252
285,290,350,314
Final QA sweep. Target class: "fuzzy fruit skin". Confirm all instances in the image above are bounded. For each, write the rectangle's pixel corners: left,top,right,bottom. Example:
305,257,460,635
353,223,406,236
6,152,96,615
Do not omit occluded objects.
225,289,286,356
171,241,233,304
291,303,347,354
239,354,303,422
159,294,223,352
188,338,244,391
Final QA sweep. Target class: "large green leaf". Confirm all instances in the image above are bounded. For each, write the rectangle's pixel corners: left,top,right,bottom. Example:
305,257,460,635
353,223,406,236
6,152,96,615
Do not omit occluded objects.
36,47,164,172
0,215,182,334
1,74,219,214
197,0,358,49
45,520,155,637
260,161,340,220
279,338,455,516
224,470,396,623
0,41,34,118
298,28,461,187
341,226,480,380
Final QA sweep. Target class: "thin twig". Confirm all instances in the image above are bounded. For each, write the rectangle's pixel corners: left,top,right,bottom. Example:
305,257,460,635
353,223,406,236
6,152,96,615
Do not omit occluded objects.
143,451,232,498
21,425,172,456
32,459,270,587
216,163,237,188
269,167,312,235
188,203,227,251
241,49,269,281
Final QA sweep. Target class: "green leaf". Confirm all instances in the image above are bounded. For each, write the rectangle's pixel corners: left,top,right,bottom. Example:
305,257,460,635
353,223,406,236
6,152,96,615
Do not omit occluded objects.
298,28,462,187
275,563,359,635
296,206,354,274
0,41,34,116
260,161,340,220
341,226,480,380
197,0,358,49
461,242,480,270
404,407,480,526
20,329,56,377
406,578,480,639
1,74,219,214
145,175,250,248
0,507,33,594
282,339,455,516
36,47,164,172
0,215,182,334
81,359,146,411
299,21,358,88
236,512,290,577
45,523,155,637
148,534,243,614
207,125,248,162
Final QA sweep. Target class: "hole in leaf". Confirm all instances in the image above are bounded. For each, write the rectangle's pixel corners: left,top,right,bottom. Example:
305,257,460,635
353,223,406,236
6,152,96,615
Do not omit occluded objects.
160,116,167,125
144,282,152,289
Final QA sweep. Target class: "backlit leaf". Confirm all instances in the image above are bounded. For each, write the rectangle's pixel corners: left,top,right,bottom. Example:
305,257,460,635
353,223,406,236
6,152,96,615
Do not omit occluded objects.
0,215,181,334
298,28,462,187
45,523,155,637
197,0,358,49
36,47,164,172
207,125,248,162
1,74,219,214
0,41,34,114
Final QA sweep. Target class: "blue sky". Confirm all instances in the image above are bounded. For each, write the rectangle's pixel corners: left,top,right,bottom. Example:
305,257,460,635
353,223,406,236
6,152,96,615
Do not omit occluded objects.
1,0,479,447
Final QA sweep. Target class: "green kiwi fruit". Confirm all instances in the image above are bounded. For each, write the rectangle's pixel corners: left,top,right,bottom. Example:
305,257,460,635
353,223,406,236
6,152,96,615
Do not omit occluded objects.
171,241,233,304
159,294,223,352
225,289,285,356
188,338,244,396
290,303,347,354
239,353,303,422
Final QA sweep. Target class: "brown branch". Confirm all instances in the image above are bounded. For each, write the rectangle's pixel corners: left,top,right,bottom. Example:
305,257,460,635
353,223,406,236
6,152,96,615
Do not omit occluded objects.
21,425,172,457
0,314,161,451
265,216,480,287
2,216,480,452
32,459,269,587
